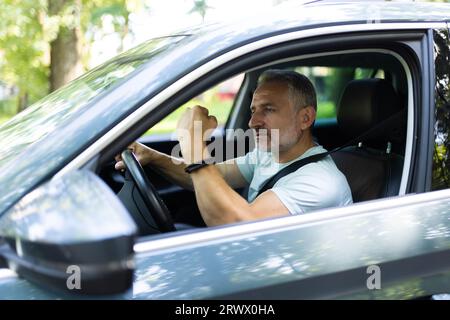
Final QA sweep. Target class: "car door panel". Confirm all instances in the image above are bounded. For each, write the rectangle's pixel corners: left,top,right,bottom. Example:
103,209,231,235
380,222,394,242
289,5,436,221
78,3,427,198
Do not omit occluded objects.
133,189,450,300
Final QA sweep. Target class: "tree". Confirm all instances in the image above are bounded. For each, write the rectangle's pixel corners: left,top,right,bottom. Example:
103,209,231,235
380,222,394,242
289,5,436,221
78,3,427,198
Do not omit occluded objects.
48,0,83,92
0,0,49,112
189,0,211,22
0,0,136,112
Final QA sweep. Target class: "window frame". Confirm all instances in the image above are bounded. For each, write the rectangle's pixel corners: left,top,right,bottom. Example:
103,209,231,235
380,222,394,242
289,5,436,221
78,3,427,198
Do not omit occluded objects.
226,47,417,196
69,27,432,201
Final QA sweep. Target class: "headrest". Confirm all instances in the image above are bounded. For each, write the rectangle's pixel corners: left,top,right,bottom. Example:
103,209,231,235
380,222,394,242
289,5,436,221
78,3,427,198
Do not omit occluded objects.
337,79,401,138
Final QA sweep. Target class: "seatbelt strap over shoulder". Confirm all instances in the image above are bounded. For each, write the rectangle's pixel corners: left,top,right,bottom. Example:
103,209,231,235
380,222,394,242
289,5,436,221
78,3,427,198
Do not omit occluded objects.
255,150,330,197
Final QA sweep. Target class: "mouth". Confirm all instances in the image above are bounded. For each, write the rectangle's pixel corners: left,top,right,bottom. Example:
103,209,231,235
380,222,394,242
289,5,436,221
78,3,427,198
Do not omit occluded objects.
254,132,270,142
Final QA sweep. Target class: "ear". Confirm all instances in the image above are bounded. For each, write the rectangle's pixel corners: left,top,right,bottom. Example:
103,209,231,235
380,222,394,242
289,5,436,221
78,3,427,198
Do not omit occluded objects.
299,106,316,130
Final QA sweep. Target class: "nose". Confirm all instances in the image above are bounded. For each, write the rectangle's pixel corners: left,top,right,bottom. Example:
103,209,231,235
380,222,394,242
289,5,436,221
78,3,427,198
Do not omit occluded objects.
248,111,264,129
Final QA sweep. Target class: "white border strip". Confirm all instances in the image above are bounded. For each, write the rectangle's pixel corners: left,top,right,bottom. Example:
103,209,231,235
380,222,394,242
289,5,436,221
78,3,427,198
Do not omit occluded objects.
55,22,444,178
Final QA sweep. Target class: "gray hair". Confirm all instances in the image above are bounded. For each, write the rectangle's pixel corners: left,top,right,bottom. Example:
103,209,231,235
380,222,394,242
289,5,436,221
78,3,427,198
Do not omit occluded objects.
258,70,317,112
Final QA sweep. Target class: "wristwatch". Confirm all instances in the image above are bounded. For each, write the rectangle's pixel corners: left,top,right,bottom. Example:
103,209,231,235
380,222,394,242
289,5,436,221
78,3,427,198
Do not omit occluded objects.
184,159,215,174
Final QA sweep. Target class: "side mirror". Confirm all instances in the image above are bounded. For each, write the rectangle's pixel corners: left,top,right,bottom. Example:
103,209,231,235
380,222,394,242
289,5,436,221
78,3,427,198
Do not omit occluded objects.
0,170,137,295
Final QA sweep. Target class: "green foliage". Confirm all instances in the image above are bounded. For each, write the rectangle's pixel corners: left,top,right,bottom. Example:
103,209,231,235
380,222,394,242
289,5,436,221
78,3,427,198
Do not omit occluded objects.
0,98,16,119
90,3,129,25
0,0,49,108
81,0,133,39
316,101,336,119
0,0,135,116
189,0,211,21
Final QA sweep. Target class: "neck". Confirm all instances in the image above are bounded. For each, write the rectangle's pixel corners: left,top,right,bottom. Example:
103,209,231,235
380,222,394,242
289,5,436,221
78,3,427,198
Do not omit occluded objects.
275,133,316,163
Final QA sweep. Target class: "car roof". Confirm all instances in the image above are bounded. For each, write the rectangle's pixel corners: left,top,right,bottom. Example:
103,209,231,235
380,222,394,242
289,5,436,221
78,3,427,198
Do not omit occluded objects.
252,1,450,26
161,1,449,72
176,1,450,42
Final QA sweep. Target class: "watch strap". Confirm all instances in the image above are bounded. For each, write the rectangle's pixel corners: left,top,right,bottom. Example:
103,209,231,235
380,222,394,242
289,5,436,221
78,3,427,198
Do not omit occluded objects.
184,159,215,174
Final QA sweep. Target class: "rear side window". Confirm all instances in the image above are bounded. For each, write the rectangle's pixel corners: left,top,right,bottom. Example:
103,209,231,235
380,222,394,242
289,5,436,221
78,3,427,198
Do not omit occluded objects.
294,66,385,121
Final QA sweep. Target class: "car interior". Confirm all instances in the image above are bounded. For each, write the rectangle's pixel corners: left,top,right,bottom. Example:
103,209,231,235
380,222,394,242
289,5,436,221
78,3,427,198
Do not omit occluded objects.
98,50,409,237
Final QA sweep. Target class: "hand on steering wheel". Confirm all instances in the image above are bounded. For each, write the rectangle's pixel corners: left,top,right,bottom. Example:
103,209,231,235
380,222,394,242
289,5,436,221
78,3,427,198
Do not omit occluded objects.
121,150,175,232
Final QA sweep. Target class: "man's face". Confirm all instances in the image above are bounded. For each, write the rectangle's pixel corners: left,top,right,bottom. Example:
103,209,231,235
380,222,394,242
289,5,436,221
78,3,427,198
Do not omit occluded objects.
249,81,304,152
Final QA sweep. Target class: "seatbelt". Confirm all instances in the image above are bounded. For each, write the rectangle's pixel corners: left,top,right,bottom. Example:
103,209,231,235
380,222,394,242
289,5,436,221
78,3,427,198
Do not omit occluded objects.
255,108,405,197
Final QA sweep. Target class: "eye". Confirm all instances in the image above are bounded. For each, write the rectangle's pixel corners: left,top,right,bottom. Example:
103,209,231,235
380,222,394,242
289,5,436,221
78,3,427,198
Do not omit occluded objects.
265,107,275,113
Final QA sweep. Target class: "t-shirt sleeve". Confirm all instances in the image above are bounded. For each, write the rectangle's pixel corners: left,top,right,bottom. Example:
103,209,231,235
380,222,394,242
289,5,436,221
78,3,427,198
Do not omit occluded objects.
235,149,258,183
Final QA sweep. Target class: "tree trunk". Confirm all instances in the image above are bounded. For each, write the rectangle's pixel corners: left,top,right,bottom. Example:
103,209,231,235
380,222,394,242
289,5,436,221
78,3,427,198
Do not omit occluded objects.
17,91,29,112
118,17,129,54
49,0,83,92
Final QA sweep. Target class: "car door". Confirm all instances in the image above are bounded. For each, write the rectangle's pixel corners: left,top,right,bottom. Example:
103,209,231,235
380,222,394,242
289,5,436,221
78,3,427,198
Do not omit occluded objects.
132,189,450,300
127,23,449,299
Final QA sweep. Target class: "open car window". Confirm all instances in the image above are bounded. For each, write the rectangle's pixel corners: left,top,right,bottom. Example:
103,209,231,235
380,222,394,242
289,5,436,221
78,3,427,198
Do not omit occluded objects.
121,50,407,233
294,66,386,122
145,73,244,137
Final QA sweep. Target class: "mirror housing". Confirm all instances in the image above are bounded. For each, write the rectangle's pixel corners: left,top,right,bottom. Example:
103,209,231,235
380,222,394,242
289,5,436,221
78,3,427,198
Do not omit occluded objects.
0,170,137,295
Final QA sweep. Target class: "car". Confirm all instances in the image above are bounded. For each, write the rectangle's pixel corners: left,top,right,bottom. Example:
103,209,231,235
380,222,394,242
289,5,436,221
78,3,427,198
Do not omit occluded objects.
1,0,450,300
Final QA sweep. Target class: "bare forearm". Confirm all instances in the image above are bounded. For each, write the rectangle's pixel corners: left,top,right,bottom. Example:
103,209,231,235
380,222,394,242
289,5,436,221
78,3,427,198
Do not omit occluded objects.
146,150,242,191
148,150,194,190
190,166,251,226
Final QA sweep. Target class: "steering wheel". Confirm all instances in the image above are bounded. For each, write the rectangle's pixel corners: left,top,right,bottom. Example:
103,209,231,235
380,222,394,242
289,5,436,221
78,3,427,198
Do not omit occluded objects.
121,150,175,232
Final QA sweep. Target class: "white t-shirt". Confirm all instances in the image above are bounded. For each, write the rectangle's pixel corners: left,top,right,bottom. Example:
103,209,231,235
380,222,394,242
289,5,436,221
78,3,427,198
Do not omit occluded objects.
235,145,353,214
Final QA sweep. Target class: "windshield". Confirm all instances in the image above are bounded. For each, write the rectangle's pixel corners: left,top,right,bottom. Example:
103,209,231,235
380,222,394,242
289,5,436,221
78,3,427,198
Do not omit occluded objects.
0,36,185,168
0,35,190,218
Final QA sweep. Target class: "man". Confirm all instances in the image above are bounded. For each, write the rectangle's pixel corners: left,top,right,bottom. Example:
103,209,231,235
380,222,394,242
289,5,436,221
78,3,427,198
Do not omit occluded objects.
115,70,352,226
